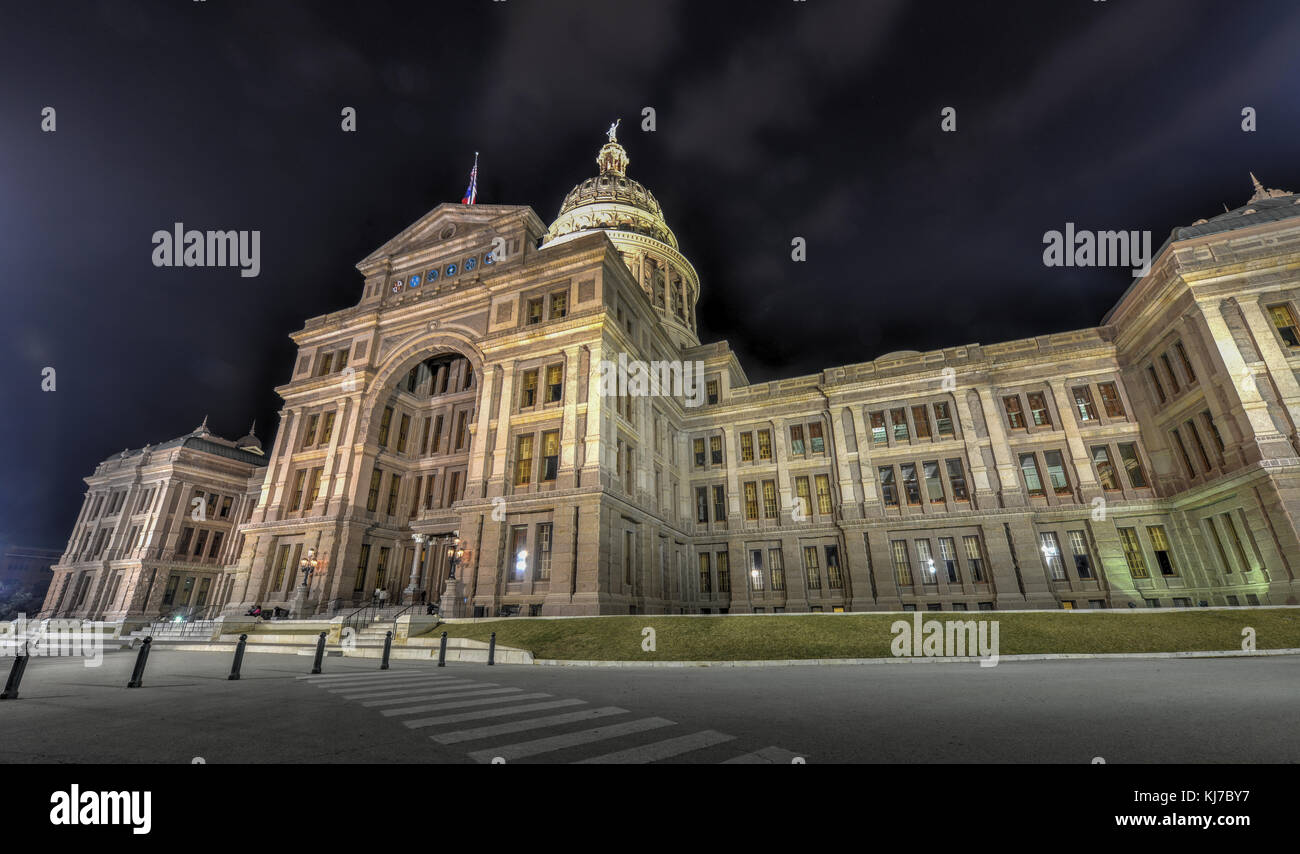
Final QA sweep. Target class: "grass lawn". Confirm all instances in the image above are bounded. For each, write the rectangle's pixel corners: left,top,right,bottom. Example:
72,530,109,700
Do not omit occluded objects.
414,609,1300,661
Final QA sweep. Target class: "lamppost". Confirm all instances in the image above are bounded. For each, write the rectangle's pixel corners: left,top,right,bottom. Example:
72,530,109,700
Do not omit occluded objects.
438,532,468,617
291,548,321,618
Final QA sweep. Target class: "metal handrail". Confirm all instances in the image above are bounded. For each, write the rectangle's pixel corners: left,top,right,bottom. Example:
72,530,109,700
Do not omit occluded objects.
342,602,380,635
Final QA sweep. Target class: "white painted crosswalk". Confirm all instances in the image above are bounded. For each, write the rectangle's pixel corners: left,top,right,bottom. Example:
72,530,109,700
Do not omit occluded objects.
299,669,805,764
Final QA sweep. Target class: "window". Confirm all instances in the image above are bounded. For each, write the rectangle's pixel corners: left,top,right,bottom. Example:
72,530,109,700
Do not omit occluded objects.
762,480,778,519
803,546,821,590
396,413,411,453
1019,453,1045,496
1220,513,1251,572
192,529,209,558
1202,411,1226,455
917,539,937,583
353,544,371,591
549,291,568,320
740,432,754,462
710,435,723,466
1098,382,1125,418
1174,340,1197,383
430,414,443,454
520,369,538,408
366,469,383,512
933,402,954,437
826,545,843,589
447,470,462,503
1206,518,1232,573
1091,446,1119,491
316,352,333,376
706,380,719,405
455,411,468,449
716,551,730,592
1146,365,1167,405
743,482,759,520
303,414,319,447
770,548,785,591
306,467,322,509
900,463,921,505
869,411,887,445
891,408,910,441
540,430,559,482
545,364,563,403
1072,386,1098,422
1003,396,1026,429
749,550,765,591
1117,527,1149,579
878,466,898,507
946,458,968,501
1160,352,1182,395
1267,303,1300,347
912,406,932,439
695,487,709,523
1027,392,1052,427
290,470,307,511
1116,443,1147,488
923,460,945,503
1185,420,1213,473
890,540,912,586
808,422,825,454
526,298,543,325
815,474,833,515
378,406,394,447
938,537,960,583
385,473,401,515
1147,525,1176,576
1171,428,1196,478
175,527,193,556
795,476,812,517
698,553,712,593
1040,532,1066,580
319,411,336,446
509,526,528,581
789,425,805,455
694,438,706,468
1043,450,1071,496
757,430,772,460
1068,530,1092,578
537,523,553,580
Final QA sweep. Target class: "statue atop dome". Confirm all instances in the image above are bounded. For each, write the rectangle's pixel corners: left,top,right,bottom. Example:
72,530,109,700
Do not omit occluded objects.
607,118,620,143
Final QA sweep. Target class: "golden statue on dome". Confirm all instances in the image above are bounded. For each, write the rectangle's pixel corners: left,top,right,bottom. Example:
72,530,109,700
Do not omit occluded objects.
607,119,620,143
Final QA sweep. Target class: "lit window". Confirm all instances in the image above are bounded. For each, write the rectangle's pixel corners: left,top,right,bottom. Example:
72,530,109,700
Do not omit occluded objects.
1043,450,1071,496
1147,525,1177,576
520,369,538,408
815,474,833,515
946,458,968,501
1072,386,1098,422
870,411,887,445
757,430,772,460
891,408,910,441
550,291,568,319
1091,445,1120,490
1040,532,1066,580
515,434,534,485
1068,530,1092,578
1098,382,1126,418
789,425,805,455
1117,527,1149,579
912,406,931,439
1019,453,1045,496
740,432,754,462
933,402,955,437
900,463,921,505
541,430,559,482
545,364,563,403
744,482,759,520
923,460,944,503
878,466,898,507
795,476,812,517
1268,304,1300,347
526,298,543,325
1027,392,1052,427
808,422,825,454
1003,395,1026,429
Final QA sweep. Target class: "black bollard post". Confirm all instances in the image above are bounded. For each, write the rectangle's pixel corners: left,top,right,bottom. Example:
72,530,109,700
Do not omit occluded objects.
1,646,30,700
487,631,496,666
311,631,327,674
228,633,248,681
127,636,152,688
438,631,448,667
381,630,393,670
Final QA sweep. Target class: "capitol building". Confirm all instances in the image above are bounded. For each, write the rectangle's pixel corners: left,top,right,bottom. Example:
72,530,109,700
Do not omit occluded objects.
40,131,1300,620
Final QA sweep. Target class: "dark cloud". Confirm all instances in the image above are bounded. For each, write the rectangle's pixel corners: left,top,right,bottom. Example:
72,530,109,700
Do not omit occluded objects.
1,0,1297,548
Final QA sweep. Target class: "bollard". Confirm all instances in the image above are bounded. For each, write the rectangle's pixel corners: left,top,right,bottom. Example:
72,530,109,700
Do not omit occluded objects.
127,636,152,688
1,646,30,700
311,631,327,674
487,631,496,666
381,630,393,670
438,631,448,667
228,633,248,681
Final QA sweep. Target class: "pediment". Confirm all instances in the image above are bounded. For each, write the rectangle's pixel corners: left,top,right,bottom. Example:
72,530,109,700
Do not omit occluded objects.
358,203,540,272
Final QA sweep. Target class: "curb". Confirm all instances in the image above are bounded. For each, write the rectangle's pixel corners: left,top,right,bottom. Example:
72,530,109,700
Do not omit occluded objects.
533,648,1300,668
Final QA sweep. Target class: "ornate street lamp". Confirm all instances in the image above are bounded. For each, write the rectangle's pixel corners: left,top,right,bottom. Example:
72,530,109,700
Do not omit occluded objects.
299,548,320,587
446,533,466,580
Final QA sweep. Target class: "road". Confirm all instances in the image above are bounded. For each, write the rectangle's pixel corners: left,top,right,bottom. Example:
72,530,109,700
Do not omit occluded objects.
1,650,1296,763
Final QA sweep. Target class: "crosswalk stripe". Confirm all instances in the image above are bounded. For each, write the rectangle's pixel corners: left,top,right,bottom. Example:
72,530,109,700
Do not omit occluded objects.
387,692,554,720
300,671,430,682
467,717,675,763
318,675,461,689
335,680,478,699
402,699,586,729
360,686,510,707
575,730,736,764
433,707,629,745
721,746,806,764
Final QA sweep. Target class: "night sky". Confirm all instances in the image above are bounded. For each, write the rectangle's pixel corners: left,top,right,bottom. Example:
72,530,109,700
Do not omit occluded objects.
3,0,1297,549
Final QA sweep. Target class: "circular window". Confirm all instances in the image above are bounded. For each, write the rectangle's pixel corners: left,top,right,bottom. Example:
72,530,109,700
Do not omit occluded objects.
391,279,403,293
445,263,458,277
439,225,456,240
464,257,477,272
408,274,421,288
427,268,439,283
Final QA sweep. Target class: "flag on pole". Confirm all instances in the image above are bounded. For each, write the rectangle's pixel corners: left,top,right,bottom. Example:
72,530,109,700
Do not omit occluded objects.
461,152,479,205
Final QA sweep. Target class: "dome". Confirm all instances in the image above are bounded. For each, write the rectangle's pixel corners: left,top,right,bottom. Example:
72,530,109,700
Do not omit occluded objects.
235,422,263,456
544,135,678,248
542,122,701,348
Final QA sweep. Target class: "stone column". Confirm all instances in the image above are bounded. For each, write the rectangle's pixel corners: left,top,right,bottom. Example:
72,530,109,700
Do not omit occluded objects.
404,533,427,603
